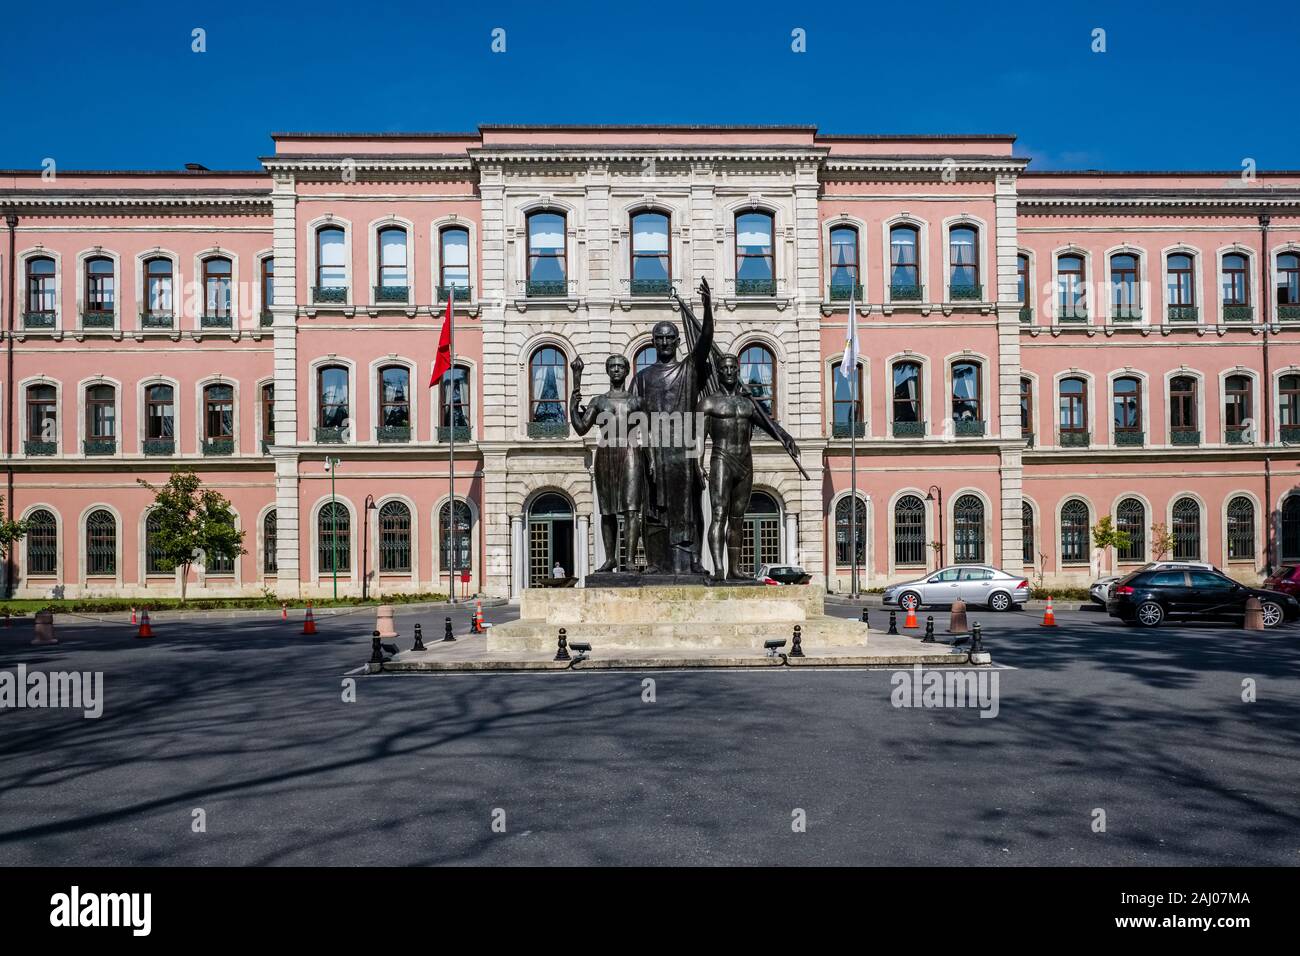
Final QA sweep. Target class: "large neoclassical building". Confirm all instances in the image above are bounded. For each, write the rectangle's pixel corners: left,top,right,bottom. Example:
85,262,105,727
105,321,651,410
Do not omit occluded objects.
2,124,1299,599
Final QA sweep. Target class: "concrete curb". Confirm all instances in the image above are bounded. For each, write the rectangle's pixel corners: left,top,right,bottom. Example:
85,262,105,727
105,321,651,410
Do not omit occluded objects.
29,597,510,624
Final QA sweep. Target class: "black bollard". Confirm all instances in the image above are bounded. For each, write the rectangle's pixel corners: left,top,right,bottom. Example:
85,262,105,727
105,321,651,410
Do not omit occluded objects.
370,631,384,664
442,616,456,643
790,624,805,658
887,610,899,635
971,622,983,654
922,615,935,643
860,607,869,625
412,622,425,652
555,627,570,662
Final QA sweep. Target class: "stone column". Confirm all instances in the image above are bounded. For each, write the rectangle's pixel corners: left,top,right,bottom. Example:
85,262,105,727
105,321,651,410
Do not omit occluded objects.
510,514,524,599
575,514,589,585
785,511,799,566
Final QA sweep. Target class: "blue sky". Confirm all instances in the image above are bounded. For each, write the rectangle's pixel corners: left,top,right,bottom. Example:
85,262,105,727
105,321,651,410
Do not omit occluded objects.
1,0,1293,172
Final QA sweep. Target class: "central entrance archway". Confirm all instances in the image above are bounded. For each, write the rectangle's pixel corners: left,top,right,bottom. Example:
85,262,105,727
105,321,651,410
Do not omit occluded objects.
741,492,781,575
527,492,574,584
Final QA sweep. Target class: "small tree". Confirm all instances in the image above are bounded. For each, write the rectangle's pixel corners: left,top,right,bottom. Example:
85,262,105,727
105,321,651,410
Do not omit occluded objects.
1091,515,1132,572
0,496,30,562
138,469,246,602
1150,522,1176,561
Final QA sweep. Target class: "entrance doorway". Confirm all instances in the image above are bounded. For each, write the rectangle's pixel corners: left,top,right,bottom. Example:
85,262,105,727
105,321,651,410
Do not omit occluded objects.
527,492,574,584
741,492,781,575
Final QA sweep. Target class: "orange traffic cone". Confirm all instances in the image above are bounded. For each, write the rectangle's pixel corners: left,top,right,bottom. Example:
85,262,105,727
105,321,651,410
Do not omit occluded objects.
470,599,484,634
302,603,317,635
130,606,137,625
137,609,154,639
904,605,919,629
281,602,288,621
1041,596,1057,627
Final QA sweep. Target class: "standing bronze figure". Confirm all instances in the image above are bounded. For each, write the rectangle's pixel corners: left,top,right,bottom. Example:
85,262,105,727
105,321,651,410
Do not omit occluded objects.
570,354,644,572
699,353,801,581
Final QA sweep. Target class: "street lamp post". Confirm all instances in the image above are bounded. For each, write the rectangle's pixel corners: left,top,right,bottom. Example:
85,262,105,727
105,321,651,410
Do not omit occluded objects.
926,485,945,568
362,494,376,602
325,457,341,600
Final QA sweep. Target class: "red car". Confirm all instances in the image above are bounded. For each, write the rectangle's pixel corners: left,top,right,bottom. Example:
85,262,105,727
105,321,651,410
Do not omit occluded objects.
1264,565,1300,598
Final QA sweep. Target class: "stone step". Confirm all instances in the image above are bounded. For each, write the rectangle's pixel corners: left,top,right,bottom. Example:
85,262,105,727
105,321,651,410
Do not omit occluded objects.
487,616,869,653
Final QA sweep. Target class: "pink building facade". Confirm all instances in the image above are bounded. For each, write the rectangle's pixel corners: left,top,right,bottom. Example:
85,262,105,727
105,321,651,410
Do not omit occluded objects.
2,125,1298,599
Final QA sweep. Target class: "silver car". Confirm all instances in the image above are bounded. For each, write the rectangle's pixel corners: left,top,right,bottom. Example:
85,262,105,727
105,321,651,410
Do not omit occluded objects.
882,565,1030,612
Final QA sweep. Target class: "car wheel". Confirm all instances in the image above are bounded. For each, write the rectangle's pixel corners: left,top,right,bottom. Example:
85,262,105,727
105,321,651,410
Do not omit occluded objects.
1260,601,1284,629
898,591,921,611
1136,601,1164,627
988,591,1012,612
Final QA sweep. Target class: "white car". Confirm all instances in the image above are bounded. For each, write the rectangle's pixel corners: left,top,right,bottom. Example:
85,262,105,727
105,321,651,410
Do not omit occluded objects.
882,565,1031,612
1089,561,1217,606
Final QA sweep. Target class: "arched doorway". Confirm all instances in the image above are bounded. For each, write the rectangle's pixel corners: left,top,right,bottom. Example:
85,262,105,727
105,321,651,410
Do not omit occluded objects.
527,492,574,584
741,492,781,575
1282,494,1300,562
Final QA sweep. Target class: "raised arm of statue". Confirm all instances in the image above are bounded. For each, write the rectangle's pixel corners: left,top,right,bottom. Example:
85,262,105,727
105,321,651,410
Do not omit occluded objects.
692,277,715,378
570,390,601,436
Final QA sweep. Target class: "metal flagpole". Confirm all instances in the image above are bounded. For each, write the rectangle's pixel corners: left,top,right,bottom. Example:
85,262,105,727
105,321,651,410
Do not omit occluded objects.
446,294,457,605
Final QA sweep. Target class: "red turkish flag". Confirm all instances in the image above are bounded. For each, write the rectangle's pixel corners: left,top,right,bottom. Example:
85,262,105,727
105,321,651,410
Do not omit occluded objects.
429,294,453,387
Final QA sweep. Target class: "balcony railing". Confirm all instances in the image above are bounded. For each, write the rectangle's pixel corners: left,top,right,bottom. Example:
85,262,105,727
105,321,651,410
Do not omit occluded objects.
1111,307,1143,323
312,286,348,304
526,280,568,298
828,283,862,302
1114,430,1145,447
889,283,923,301
1223,304,1254,323
438,284,473,302
1171,429,1202,446
315,426,346,444
954,418,986,437
201,313,233,329
1166,304,1199,323
437,425,471,443
373,285,409,304
832,421,865,439
202,437,234,456
1280,305,1300,323
892,420,926,438
948,283,982,301
1059,430,1091,447
527,419,570,439
1226,426,1253,445
143,438,175,456
24,440,56,456
1057,308,1090,324
1282,424,1300,444
83,437,116,456
1019,306,1033,324
81,310,115,329
141,311,174,329
630,279,671,297
23,311,55,329
377,425,411,444
735,278,776,297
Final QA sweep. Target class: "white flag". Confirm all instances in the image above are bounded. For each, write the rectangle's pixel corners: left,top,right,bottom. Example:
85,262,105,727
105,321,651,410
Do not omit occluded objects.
841,290,860,381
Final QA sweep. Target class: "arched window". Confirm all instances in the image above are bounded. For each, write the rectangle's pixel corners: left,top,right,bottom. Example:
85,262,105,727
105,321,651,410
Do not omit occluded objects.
741,492,781,574
263,510,278,574
1279,253,1300,310
440,365,470,438
145,510,168,576
1057,254,1087,319
25,509,57,576
1110,253,1140,319
630,210,670,295
378,501,412,573
1060,499,1089,564
439,226,470,301
526,211,567,296
892,361,923,434
1116,497,1146,562
831,360,863,437
144,383,174,454
1282,374,1300,441
83,256,115,325
948,225,979,298
1021,502,1035,565
260,257,274,324
952,494,985,563
738,343,776,418
260,383,275,451
144,257,173,322
1166,252,1196,319
528,346,567,424
203,383,234,450
1059,377,1088,443
735,211,775,295
25,384,57,452
1222,253,1250,316
375,226,408,301
25,256,56,325
1113,376,1142,444
951,361,982,433
1172,497,1201,559
202,256,233,321
439,500,473,574
84,384,116,453
1224,374,1252,442
1016,253,1030,318
1020,377,1034,442
1170,375,1199,443
377,365,411,441
889,224,920,298
828,225,859,300
85,509,117,576
894,494,926,566
317,502,350,574
1226,496,1256,561
835,496,867,567
315,226,347,300
1282,495,1300,561
317,366,349,438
